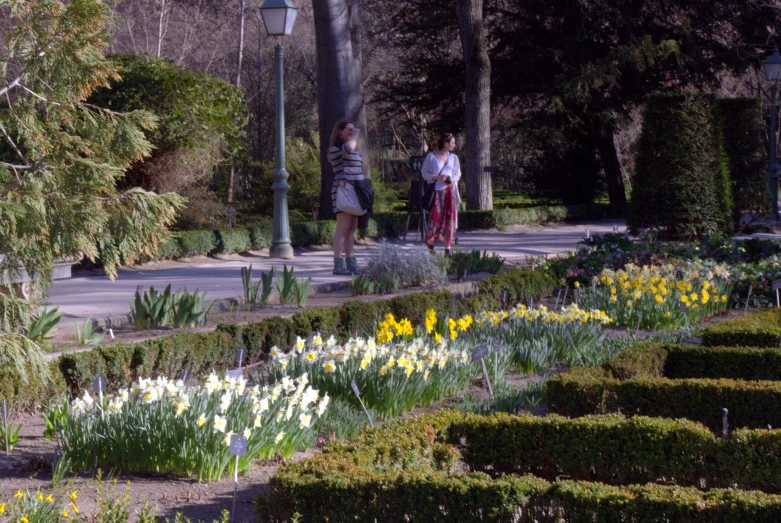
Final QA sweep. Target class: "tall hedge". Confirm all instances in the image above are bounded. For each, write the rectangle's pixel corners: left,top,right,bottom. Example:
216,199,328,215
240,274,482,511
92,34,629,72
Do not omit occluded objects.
718,97,770,226
628,93,733,240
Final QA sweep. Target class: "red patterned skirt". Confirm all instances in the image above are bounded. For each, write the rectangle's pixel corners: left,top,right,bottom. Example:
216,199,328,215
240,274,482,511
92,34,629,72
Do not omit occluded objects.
425,185,457,246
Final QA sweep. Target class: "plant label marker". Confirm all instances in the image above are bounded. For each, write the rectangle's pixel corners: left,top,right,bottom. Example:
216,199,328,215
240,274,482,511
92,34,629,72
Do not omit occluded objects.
722,408,729,439
560,286,569,310
93,375,106,420
573,288,581,305
235,348,245,368
613,224,618,233
500,289,509,310
773,280,781,308
528,296,534,309
226,369,243,381
745,284,754,313
350,380,373,424
585,228,590,239
229,433,247,523
2,398,7,454
179,369,190,382
471,344,493,398
109,328,114,339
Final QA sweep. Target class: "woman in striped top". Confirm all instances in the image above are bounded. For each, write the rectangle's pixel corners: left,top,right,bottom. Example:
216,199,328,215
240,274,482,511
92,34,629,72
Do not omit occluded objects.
329,119,365,275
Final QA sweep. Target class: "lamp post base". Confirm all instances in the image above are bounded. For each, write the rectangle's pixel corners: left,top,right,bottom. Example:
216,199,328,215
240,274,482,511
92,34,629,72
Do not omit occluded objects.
269,243,294,259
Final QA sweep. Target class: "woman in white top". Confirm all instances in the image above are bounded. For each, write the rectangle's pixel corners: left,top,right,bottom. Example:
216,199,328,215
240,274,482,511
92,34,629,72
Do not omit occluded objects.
421,133,461,256
328,119,365,275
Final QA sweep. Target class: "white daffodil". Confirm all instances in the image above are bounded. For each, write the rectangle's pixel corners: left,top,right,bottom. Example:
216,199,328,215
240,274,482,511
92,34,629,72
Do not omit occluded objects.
224,430,234,446
299,413,312,429
81,390,94,407
214,415,227,433
274,431,285,444
243,428,251,439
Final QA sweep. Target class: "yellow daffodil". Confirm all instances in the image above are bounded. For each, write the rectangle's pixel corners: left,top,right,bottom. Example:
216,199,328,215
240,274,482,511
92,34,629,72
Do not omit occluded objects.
15,490,23,499
37,492,44,501
21,516,29,523
0,503,5,514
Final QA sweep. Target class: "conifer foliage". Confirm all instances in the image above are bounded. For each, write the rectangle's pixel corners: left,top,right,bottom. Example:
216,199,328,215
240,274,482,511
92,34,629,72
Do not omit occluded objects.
628,93,732,240
0,0,184,331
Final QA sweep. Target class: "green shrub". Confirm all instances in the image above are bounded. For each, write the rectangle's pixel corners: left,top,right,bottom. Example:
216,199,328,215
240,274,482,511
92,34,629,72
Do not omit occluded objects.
258,412,781,522
215,227,252,254
388,290,458,325
0,362,67,412
547,369,781,431
661,344,781,381
291,308,341,339
58,332,235,396
451,412,781,491
628,92,733,240
702,309,781,347
248,225,273,250
718,97,770,226
178,229,217,257
455,293,499,316
601,342,668,379
154,236,183,260
291,221,337,247
338,300,391,337
477,268,556,307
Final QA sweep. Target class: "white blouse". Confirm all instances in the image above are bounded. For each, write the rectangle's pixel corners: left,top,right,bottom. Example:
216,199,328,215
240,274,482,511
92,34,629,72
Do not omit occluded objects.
421,152,462,206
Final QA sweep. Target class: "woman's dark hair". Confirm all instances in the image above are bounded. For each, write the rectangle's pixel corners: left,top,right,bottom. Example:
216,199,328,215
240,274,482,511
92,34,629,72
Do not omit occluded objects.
330,119,355,146
436,133,455,150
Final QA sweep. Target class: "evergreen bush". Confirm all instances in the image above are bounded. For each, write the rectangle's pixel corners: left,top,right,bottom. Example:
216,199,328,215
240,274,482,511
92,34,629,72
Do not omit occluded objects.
628,93,733,239
178,230,217,257
702,308,781,347
215,227,252,254
718,97,770,226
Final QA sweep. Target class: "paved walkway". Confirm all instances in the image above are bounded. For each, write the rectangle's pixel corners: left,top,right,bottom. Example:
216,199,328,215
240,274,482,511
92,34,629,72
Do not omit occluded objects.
46,219,625,326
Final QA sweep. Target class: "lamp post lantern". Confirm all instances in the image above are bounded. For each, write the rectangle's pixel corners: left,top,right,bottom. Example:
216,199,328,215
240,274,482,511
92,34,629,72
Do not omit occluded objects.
764,48,781,222
261,0,298,258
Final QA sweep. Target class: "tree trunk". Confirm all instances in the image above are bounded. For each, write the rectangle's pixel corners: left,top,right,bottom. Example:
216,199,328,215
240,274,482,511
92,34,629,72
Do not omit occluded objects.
157,0,166,58
597,133,628,208
235,0,245,88
455,0,492,210
226,0,246,204
313,0,370,219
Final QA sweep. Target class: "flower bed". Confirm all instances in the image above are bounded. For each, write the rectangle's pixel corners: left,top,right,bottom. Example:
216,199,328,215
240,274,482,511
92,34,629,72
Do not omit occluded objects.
265,304,613,419
257,412,781,522
581,263,731,329
54,373,328,481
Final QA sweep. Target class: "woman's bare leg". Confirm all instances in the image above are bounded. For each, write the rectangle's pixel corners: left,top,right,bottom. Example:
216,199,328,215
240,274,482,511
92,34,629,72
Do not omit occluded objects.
333,213,354,258
344,215,358,257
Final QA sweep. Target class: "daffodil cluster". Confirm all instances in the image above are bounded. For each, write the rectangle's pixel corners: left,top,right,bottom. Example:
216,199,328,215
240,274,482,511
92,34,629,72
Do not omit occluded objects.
475,304,612,327
57,373,328,482
0,489,78,522
268,333,476,418
582,263,732,329
471,304,613,372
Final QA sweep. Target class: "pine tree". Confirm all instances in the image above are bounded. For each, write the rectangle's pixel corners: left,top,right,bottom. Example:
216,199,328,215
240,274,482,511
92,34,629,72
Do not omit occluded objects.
0,0,185,336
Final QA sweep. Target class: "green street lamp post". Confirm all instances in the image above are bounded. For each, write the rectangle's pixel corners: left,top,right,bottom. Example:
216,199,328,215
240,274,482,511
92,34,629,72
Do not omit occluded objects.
763,48,781,222
260,0,298,258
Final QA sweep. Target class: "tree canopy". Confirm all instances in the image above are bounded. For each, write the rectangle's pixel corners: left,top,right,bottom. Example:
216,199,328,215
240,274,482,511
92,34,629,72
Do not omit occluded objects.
0,0,184,331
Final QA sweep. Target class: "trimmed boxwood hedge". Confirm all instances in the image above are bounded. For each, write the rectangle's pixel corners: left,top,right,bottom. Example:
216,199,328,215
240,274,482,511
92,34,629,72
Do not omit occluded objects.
702,309,781,348
451,412,781,491
258,412,781,522
546,367,781,431
604,341,781,381
215,227,252,254
178,229,218,257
